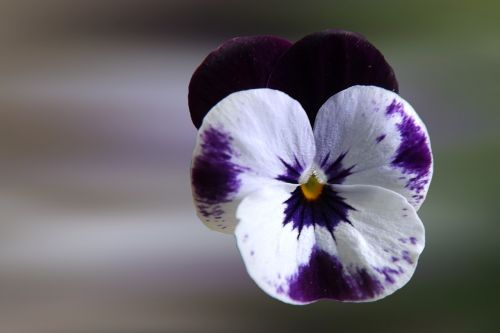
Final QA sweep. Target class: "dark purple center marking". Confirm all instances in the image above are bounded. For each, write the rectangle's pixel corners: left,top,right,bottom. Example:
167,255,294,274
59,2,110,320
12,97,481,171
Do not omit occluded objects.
276,156,304,183
191,126,246,220
287,247,384,302
283,186,354,238
277,152,356,238
321,152,355,184
386,99,432,194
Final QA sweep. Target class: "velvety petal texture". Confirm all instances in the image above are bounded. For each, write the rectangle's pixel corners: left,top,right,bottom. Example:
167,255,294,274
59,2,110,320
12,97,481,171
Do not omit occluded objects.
268,29,398,124
188,36,291,128
314,85,433,209
191,89,315,233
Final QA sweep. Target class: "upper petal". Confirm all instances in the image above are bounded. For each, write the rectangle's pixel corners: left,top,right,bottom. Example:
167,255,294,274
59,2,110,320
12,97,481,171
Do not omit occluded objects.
191,88,315,233
188,36,291,128
268,29,398,124
313,85,433,209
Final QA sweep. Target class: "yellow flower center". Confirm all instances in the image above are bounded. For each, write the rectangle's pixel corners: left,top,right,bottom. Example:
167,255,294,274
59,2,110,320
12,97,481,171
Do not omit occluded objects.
300,174,324,201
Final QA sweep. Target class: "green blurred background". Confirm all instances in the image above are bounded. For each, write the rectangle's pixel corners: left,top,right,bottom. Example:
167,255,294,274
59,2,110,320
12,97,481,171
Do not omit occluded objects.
0,0,499,332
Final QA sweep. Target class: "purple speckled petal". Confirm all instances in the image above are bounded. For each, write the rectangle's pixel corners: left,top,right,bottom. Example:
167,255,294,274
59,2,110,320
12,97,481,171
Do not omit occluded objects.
314,85,433,209
191,89,315,233
268,29,398,124
188,36,291,128
235,183,424,304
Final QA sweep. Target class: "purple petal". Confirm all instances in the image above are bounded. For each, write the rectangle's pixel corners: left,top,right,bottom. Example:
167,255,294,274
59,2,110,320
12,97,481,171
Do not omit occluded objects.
188,36,291,128
268,29,398,124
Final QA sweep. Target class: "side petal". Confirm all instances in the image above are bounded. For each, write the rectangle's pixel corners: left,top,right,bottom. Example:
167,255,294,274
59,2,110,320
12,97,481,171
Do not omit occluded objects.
188,36,291,128
268,29,398,124
314,85,433,209
191,89,315,233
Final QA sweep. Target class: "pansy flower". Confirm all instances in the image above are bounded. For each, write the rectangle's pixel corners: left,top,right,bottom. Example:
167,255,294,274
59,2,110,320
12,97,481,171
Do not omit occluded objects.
188,29,433,304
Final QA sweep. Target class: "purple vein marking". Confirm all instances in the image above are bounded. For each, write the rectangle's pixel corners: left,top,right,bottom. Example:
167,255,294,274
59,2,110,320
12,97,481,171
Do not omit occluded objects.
276,156,304,183
281,152,357,238
283,186,354,238
321,152,355,184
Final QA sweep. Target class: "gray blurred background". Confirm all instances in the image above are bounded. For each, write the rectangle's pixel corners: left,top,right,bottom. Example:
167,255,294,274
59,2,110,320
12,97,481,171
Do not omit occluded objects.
0,0,499,332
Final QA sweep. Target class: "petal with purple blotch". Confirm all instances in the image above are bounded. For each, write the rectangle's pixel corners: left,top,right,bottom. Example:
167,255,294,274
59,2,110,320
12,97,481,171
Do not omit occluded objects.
191,89,315,233
188,36,291,128
313,85,433,209
268,29,398,125
235,182,424,304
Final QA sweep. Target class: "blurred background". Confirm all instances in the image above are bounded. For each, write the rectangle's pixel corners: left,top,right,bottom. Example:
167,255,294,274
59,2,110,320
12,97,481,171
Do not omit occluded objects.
0,0,499,332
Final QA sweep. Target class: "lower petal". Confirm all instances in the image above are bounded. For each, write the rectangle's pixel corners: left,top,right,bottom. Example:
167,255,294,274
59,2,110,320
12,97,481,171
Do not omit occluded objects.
236,183,424,304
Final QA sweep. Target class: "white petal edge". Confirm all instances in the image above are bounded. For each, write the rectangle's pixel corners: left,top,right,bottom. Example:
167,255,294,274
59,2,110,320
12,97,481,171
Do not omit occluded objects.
191,88,315,233
313,85,433,209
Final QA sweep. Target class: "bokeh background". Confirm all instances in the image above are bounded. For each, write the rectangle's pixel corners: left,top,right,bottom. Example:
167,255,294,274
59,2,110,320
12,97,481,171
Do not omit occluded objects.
1,0,499,332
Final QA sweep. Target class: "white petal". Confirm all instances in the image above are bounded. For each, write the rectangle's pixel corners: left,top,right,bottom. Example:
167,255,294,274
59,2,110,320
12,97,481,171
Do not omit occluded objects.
324,184,425,302
235,183,316,305
313,85,433,209
236,182,424,304
191,88,315,233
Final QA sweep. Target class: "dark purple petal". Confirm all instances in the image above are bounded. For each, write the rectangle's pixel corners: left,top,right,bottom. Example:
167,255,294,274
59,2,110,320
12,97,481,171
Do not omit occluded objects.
188,36,291,128
268,29,399,124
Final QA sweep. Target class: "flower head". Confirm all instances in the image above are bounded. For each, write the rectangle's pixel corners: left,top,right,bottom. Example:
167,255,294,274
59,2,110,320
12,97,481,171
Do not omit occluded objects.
188,30,433,304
